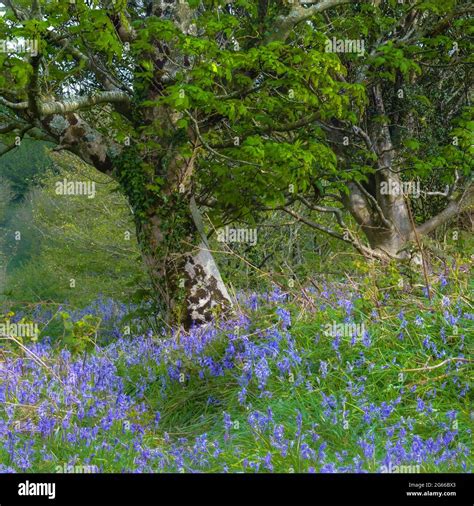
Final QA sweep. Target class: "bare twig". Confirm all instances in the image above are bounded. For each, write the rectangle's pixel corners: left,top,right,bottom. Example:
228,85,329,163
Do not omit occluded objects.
401,357,471,372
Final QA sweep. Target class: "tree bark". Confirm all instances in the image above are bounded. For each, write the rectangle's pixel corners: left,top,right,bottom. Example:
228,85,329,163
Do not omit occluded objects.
344,180,413,260
343,85,415,260
344,78,473,262
136,193,232,328
117,141,233,328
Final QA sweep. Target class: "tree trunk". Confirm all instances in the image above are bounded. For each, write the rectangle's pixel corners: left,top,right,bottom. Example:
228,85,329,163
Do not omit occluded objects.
119,146,232,328
344,180,413,260
344,85,416,261
135,195,232,328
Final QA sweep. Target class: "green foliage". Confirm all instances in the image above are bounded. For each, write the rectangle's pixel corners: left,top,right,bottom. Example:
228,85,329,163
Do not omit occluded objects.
0,139,53,200
59,310,101,354
4,150,147,306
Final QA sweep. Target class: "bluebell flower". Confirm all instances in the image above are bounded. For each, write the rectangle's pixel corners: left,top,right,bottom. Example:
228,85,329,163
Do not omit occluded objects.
446,410,457,422
276,307,291,329
321,462,337,473
238,387,247,405
319,360,328,378
300,443,316,460
254,357,270,389
263,452,273,471
362,330,371,347
295,410,303,438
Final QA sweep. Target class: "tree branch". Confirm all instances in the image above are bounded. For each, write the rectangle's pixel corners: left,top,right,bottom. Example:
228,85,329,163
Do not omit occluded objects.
354,180,393,230
1,91,130,116
416,184,474,236
45,32,131,95
282,206,345,240
265,0,353,43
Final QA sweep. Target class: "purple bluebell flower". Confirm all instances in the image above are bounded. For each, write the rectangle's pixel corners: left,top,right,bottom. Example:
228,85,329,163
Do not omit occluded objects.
319,360,328,378
276,307,291,329
362,330,371,347
263,452,273,471
254,357,270,389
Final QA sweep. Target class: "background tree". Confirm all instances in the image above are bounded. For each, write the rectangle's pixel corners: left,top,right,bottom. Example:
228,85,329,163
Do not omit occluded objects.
201,0,473,262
